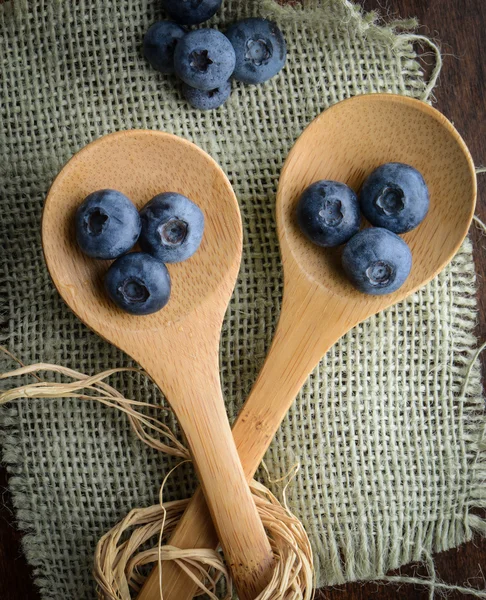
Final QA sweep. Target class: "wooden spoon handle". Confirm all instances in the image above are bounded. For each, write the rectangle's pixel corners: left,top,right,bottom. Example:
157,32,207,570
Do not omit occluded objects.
137,318,275,600
138,278,342,600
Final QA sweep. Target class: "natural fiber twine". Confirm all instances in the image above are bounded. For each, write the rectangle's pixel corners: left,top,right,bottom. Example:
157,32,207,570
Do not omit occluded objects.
94,476,314,600
0,0,485,598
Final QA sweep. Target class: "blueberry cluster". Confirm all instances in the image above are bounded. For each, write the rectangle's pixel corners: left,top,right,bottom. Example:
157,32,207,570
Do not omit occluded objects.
296,162,429,295
143,1,287,111
75,189,205,314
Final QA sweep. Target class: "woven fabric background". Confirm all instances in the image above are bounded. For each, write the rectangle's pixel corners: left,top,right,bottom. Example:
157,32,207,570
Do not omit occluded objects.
0,0,484,598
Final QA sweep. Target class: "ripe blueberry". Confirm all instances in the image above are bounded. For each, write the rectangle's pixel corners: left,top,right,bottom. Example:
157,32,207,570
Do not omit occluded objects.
226,18,287,84
342,227,412,295
174,29,236,91
296,180,360,247
182,80,231,110
143,21,186,74
104,252,171,315
360,162,429,233
139,192,204,263
75,189,141,260
161,0,222,26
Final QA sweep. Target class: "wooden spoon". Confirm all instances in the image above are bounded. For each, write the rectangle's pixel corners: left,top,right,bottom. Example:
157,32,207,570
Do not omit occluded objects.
42,130,275,600
138,94,477,600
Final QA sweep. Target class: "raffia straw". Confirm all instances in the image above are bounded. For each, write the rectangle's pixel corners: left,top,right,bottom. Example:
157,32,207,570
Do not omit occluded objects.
94,475,313,600
0,354,189,459
0,349,314,600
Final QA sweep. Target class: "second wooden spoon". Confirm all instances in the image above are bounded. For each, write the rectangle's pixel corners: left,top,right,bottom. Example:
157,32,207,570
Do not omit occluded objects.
42,130,274,600
138,94,477,600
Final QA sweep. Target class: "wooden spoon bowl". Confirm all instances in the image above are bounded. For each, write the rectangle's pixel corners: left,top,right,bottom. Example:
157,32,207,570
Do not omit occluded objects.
42,130,274,600
43,130,241,331
280,93,476,309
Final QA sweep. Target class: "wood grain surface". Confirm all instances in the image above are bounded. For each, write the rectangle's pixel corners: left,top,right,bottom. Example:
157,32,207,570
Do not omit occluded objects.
1,1,485,598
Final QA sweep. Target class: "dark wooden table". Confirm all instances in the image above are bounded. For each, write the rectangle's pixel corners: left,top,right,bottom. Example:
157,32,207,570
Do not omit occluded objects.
1,0,485,598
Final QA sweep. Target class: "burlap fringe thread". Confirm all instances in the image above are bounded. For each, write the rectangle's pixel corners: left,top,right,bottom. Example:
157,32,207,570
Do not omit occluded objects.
0,189,485,600
263,0,443,103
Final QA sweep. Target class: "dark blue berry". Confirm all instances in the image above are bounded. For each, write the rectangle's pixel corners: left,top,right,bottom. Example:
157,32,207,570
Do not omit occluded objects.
161,0,222,26
104,252,171,315
139,192,204,263
75,189,141,260
360,162,429,234
342,228,412,295
143,21,186,74
296,180,360,247
174,29,235,91
226,18,287,84
182,80,231,110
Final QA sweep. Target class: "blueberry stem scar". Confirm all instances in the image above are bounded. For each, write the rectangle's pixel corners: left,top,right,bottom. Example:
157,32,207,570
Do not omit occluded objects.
375,184,405,216
190,49,213,72
118,278,150,304
86,209,109,236
158,217,188,246
245,37,272,66
318,198,344,227
366,260,395,287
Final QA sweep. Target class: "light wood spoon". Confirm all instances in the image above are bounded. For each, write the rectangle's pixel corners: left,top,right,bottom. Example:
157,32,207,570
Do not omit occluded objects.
42,130,275,600
138,94,477,600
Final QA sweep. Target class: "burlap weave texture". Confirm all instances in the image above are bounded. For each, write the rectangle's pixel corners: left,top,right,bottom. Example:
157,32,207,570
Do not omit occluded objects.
0,0,484,598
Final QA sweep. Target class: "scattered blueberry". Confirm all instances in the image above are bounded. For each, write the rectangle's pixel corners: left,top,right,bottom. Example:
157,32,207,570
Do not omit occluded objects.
226,18,287,84
182,80,231,110
139,192,204,263
143,21,186,74
342,228,412,295
360,162,429,234
174,29,236,91
296,180,360,247
75,189,141,260
161,0,222,26
105,252,171,315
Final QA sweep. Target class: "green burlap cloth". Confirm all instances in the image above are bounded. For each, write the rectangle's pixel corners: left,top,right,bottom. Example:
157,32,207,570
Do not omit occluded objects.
1,0,485,598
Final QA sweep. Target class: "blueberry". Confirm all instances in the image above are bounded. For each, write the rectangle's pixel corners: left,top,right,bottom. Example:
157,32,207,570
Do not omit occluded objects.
139,192,204,263
161,0,222,26
342,228,412,295
182,80,231,110
174,29,236,91
296,180,360,247
226,18,287,84
360,162,429,234
143,21,186,74
75,189,141,260
105,252,171,315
